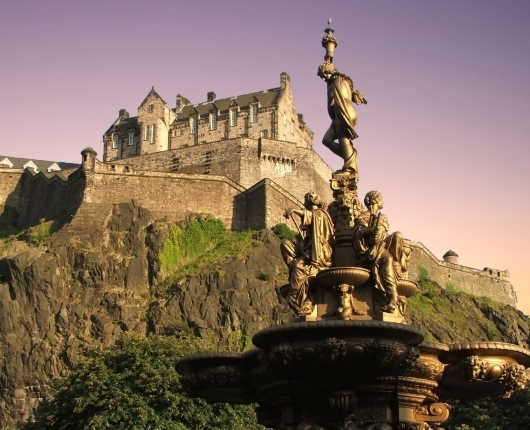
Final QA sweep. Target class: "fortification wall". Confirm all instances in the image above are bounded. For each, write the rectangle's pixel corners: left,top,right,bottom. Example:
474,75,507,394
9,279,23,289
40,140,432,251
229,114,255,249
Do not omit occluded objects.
406,240,517,306
108,137,333,205
86,167,247,230
19,170,85,228
0,169,24,209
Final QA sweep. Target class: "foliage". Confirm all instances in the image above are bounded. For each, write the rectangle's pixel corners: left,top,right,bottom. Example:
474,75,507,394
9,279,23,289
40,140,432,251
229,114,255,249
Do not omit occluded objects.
19,332,264,430
26,218,53,245
158,217,257,282
446,387,530,429
271,223,296,241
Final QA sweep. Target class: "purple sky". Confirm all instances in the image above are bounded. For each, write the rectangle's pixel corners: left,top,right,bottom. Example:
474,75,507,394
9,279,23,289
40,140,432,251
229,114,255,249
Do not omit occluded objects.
2,1,529,313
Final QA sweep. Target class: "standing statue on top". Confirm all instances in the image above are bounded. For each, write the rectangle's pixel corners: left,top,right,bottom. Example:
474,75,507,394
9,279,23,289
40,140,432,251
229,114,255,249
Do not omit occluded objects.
319,20,367,177
280,192,334,316
352,191,410,313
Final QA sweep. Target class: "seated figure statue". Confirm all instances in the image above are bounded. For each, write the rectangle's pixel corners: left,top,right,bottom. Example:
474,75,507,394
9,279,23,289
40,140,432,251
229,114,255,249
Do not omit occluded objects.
280,192,334,316
352,191,409,312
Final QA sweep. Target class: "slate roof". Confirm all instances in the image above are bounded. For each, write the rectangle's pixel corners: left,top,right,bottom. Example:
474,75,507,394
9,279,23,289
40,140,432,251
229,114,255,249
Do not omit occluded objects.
0,155,79,172
104,116,139,136
173,87,282,123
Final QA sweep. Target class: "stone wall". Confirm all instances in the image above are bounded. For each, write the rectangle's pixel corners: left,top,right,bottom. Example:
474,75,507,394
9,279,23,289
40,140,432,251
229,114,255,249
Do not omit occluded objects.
406,239,517,306
0,169,24,209
106,137,333,206
0,160,518,307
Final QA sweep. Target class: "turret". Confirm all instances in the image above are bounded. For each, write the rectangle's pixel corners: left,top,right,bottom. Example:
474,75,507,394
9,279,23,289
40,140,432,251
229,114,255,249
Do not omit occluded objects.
81,147,97,175
443,250,459,264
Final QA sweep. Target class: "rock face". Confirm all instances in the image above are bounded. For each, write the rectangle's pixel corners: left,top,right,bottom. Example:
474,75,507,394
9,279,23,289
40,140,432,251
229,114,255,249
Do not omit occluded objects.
0,201,528,428
0,202,291,428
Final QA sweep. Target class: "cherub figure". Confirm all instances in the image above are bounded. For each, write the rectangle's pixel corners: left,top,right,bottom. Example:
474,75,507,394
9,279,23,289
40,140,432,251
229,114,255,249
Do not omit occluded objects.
334,284,366,320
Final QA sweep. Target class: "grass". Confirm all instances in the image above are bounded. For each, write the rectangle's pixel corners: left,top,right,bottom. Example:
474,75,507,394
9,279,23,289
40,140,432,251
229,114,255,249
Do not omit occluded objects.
157,216,258,290
271,223,297,241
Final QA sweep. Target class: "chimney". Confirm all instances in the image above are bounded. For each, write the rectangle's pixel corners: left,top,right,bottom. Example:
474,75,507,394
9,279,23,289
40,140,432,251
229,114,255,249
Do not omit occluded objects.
207,91,216,102
280,72,291,89
297,113,304,125
119,109,129,119
176,94,190,113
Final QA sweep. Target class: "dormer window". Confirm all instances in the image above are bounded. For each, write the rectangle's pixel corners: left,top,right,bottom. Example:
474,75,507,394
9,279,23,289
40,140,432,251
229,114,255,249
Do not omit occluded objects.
190,116,198,134
112,134,119,149
250,104,258,123
230,108,238,126
128,131,134,146
210,112,217,130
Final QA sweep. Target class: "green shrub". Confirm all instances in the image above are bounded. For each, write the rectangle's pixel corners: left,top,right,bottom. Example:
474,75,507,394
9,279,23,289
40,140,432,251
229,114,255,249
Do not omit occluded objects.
271,223,296,241
417,264,430,288
159,217,228,276
19,332,264,430
27,218,53,245
158,217,257,283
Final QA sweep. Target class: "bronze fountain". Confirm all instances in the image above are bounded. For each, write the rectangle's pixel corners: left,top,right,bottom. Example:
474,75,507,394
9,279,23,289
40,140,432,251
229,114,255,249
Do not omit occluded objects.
176,20,530,430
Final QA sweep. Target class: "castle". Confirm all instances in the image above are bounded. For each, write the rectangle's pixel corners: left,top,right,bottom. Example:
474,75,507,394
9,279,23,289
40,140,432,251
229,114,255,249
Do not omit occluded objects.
0,73,516,306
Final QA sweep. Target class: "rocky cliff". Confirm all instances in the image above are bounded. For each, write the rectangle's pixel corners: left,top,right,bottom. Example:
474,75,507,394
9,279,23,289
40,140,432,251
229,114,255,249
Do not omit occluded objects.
0,202,528,429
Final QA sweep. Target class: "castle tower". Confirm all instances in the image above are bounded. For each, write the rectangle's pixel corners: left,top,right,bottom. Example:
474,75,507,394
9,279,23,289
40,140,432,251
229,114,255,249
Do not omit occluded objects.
81,147,97,177
443,250,459,264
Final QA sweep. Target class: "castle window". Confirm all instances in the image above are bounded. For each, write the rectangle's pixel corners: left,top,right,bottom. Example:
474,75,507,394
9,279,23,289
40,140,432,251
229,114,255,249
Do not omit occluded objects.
144,125,150,141
148,104,154,113
210,112,217,130
250,105,258,122
128,131,134,146
260,130,268,138
112,134,119,149
190,116,197,134
150,124,156,144
230,108,238,126
179,129,184,136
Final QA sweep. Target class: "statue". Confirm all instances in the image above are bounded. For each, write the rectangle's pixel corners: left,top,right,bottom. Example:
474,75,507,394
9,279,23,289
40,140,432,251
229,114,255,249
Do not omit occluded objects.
318,60,367,176
333,284,366,319
352,191,409,312
280,192,334,316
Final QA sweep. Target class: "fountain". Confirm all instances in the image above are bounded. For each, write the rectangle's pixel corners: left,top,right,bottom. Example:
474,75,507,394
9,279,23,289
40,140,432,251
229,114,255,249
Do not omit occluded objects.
175,21,530,430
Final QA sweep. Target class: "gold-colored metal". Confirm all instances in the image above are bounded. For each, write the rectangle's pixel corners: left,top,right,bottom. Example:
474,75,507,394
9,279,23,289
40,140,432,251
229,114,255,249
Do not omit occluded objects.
352,191,410,314
318,22,367,176
175,22,530,430
280,192,334,316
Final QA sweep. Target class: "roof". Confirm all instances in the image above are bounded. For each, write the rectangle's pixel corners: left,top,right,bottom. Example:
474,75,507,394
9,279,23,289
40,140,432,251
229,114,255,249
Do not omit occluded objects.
173,87,282,123
104,116,139,136
139,86,167,107
0,155,79,172
443,250,459,258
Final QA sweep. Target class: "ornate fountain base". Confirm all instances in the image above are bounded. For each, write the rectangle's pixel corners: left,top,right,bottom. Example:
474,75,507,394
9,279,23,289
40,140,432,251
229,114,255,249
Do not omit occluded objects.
176,320,530,429
278,267,418,324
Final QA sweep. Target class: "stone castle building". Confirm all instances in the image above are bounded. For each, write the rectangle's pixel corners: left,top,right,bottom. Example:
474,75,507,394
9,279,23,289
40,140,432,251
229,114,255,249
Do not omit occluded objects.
0,73,517,306
101,72,331,204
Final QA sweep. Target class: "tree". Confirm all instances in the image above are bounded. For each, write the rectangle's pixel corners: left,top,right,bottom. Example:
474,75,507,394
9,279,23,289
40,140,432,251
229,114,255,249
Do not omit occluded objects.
446,387,530,429
19,331,264,430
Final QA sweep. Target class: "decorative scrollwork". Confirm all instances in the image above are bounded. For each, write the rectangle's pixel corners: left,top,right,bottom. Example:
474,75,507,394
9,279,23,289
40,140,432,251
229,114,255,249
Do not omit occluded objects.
364,340,407,367
269,343,300,369
498,363,529,396
416,402,449,423
317,337,348,362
